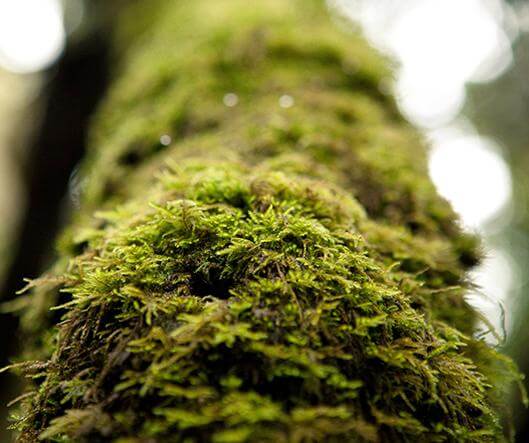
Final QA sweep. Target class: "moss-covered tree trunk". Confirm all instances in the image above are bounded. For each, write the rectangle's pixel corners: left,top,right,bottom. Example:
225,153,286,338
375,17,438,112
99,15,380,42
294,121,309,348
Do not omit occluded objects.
7,0,522,441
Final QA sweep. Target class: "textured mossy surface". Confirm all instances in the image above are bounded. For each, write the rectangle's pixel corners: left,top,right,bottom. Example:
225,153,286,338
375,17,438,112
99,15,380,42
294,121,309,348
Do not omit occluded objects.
6,0,524,441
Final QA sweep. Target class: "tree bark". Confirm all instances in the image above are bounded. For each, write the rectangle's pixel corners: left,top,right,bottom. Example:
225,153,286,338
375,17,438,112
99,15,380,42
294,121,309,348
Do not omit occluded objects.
8,0,522,441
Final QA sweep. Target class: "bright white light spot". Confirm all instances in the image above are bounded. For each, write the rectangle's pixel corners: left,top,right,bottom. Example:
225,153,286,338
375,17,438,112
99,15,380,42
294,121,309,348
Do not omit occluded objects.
428,128,512,229
160,134,172,146
0,0,65,74
223,93,239,107
279,94,294,108
397,72,466,128
329,0,513,128
386,0,509,81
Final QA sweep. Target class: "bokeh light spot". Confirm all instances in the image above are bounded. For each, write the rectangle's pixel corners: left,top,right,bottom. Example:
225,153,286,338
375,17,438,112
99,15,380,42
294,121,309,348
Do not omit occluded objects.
0,0,65,74
223,93,239,107
428,127,512,230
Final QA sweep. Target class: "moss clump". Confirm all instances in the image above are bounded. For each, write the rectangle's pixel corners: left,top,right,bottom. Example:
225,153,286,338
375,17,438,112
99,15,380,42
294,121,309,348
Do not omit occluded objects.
11,162,518,442
6,0,523,442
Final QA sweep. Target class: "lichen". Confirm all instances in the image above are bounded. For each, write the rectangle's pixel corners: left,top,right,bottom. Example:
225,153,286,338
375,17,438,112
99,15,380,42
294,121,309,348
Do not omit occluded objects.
6,0,523,442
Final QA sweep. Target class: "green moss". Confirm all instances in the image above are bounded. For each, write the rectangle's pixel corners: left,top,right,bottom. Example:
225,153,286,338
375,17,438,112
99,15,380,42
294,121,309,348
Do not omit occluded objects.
6,0,523,441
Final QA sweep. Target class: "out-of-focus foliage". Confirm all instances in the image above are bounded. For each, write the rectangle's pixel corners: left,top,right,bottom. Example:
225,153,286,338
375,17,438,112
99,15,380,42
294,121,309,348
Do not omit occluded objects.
466,27,529,441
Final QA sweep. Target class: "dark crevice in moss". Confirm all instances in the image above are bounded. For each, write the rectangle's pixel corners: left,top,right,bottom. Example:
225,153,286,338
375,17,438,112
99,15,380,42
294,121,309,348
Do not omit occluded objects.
189,275,233,300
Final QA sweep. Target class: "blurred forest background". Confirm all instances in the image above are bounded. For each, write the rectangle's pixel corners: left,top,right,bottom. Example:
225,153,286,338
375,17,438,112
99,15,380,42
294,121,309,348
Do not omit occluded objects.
1,0,529,441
